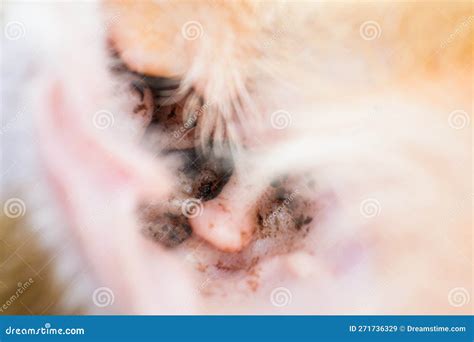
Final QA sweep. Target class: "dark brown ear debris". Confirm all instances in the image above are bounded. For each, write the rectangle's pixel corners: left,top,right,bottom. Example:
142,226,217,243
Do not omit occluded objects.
142,213,192,248
138,148,234,248
173,148,234,201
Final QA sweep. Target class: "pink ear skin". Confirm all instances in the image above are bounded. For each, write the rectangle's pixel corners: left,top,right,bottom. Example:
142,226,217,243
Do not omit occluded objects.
189,193,255,253
43,82,172,200
36,82,196,313
188,161,271,253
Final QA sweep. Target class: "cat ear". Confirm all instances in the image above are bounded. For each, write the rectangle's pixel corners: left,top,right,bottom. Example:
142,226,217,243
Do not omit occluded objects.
25,2,195,312
35,78,195,313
